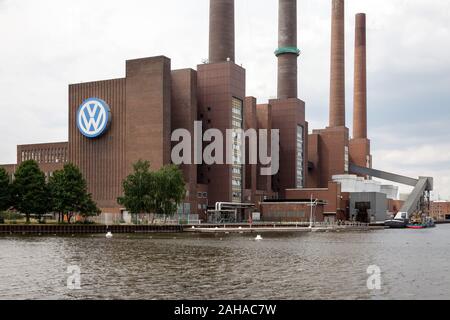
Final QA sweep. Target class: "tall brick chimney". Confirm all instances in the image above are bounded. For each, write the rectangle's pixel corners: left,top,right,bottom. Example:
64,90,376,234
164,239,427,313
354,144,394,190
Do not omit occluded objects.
353,13,367,139
276,0,300,99
209,0,235,63
329,0,346,127
349,13,371,172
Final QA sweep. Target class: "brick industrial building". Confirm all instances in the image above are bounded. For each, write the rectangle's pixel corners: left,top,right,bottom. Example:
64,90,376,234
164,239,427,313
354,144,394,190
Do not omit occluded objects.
1,0,410,223
430,201,450,221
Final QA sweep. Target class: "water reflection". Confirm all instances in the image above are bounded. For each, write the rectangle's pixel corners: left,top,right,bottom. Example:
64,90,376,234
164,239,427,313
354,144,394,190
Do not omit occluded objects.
1,226,450,300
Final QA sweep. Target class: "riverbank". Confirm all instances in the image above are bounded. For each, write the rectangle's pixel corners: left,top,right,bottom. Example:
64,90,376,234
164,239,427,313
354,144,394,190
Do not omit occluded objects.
186,223,382,233
0,224,183,234
0,223,381,235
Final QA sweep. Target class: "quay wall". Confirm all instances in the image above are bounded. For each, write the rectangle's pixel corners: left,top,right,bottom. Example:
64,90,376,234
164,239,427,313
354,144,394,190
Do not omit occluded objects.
0,224,183,234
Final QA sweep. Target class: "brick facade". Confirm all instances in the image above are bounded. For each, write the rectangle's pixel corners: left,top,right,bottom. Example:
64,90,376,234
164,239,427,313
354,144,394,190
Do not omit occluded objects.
430,201,450,221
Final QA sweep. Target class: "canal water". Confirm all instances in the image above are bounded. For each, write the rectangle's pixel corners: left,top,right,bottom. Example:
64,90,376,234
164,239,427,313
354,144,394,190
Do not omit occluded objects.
1,225,450,300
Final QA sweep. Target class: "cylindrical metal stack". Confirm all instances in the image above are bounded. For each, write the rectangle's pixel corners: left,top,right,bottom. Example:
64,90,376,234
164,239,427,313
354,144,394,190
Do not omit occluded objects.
209,0,235,63
276,0,299,99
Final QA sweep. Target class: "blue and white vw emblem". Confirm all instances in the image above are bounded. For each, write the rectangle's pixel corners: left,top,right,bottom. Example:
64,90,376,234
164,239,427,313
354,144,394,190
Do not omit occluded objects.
76,98,111,138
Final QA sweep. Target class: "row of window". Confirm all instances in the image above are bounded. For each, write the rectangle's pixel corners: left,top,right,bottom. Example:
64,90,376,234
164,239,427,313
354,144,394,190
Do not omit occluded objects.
296,125,304,188
232,106,242,117
232,120,242,128
232,178,242,187
21,148,68,164
197,192,208,199
345,146,349,173
231,98,243,203
232,156,242,164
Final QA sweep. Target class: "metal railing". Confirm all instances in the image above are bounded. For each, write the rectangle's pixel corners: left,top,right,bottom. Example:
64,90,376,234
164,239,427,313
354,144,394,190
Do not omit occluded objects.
249,221,370,228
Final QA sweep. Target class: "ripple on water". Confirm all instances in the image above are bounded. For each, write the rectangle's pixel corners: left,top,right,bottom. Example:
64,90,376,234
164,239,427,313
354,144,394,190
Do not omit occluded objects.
1,227,450,300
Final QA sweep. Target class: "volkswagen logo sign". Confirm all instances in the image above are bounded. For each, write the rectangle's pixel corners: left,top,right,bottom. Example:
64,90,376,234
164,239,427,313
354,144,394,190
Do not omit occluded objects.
76,98,111,138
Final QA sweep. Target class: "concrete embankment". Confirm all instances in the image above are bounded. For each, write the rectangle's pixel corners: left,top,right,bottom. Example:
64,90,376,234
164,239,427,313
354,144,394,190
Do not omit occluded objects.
184,223,381,233
0,223,384,235
0,224,183,235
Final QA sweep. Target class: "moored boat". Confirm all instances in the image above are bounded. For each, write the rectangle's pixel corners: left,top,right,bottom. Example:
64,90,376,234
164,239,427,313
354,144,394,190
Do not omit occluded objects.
385,219,408,228
406,224,426,229
406,216,435,229
385,212,408,229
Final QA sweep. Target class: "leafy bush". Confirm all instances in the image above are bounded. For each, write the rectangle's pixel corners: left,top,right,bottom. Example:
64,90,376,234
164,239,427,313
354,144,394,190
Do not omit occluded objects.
0,211,22,220
118,161,186,221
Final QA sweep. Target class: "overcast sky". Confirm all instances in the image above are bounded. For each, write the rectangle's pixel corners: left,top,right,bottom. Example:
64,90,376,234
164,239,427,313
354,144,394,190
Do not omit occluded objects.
0,0,449,199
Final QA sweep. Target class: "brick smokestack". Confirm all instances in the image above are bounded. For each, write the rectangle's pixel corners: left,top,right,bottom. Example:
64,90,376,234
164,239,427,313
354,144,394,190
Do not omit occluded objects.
329,0,346,127
353,13,367,139
209,0,235,63
276,0,300,99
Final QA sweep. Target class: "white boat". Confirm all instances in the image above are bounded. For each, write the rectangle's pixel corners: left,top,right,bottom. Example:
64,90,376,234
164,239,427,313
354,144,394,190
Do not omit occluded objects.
385,212,408,229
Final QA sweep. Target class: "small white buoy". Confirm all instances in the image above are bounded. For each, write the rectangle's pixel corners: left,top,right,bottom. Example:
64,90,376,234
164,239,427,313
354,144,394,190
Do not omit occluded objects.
255,235,263,241
238,227,242,229
191,226,195,229
106,232,113,238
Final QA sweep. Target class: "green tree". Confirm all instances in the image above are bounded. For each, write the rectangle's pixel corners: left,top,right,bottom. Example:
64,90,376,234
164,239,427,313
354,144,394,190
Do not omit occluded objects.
48,169,66,223
153,165,186,221
118,161,186,224
0,167,11,212
79,194,101,222
12,160,48,223
117,160,155,216
48,163,100,224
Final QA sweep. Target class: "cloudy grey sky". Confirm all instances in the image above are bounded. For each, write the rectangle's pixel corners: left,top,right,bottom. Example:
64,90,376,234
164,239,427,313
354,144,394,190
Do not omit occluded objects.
1,0,449,198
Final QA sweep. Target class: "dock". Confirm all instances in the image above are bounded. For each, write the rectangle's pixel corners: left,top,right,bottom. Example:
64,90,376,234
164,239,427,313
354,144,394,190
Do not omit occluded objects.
184,223,379,233
0,222,386,235
0,224,183,235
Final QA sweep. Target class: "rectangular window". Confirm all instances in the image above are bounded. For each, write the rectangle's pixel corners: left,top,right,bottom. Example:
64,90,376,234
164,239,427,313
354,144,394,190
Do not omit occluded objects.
231,97,243,203
345,146,349,173
296,125,304,188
